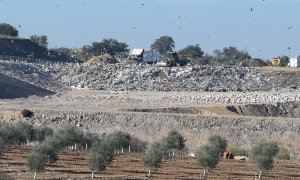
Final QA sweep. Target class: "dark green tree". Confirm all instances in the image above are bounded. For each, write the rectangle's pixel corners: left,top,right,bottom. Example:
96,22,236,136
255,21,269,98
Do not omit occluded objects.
80,132,100,150
43,135,64,151
196,144,220,179
29,34,48,48
0,23,18,37
106,131,131,153
82,38,129,57
178,44,204,59
15,121,34,145
150,35,175,55
129,137,148,153
213,46,251,65
208,135,228,155
32,144,58,164
91,140,114,163
55,126,84,149
251,141,279,179
0,123,18,146
26,152,47,179
33,126,53,142
165,130,185,155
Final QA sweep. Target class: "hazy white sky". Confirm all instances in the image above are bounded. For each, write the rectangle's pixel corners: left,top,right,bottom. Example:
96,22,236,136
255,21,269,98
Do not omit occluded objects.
0,0,299,59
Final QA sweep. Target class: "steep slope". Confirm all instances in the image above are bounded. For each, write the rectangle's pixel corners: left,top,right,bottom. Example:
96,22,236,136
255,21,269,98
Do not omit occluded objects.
0,73,54,99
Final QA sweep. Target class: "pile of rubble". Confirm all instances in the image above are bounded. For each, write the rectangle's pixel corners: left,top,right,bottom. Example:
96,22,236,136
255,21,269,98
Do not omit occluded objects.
43,62,267,92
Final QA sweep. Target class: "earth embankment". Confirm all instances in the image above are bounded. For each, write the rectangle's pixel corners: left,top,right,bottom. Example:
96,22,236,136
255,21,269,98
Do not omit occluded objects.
0,73,54,99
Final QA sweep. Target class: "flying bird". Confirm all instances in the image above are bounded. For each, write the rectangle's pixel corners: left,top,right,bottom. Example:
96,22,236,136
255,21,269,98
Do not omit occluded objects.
250,8,253,12
141,3,145,6
288,25,293,29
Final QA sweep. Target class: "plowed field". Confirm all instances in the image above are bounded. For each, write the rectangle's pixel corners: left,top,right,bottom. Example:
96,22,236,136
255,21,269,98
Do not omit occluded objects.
0,146,299,179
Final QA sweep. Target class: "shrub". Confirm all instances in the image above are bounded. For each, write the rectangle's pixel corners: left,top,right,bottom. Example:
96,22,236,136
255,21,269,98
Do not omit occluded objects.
276,147,290,160
21,109,34,118
227,146,248,156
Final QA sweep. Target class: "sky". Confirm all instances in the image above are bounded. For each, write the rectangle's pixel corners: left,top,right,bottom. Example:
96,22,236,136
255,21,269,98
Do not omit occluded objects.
0,0,299,60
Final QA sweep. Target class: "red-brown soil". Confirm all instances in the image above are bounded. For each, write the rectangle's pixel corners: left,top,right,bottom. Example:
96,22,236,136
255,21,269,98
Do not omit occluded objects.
0,146,299,180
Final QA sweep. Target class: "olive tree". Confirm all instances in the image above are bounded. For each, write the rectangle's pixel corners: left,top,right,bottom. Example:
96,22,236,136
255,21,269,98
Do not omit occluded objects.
150,35,175,55
15,121,34,145
106,131,131,154
165,130,185,155
208,135,228,155
251,141,279,179
33,126,53,142
55,126,84,150
0,123,18,146
196,144,220,179
32,144,58,164
91,140,114,163
143,142,164,176
26,152,47,179
87,151,106,179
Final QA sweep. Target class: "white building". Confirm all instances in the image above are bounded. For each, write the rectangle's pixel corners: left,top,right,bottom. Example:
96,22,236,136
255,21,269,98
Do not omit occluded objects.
289,57,300,67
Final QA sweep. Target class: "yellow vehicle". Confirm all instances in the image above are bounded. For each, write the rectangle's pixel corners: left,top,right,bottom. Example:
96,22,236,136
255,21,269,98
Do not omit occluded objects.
272,58,281,66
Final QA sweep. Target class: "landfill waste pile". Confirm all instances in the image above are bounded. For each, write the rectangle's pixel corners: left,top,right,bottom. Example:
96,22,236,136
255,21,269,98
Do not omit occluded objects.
43,62,267,92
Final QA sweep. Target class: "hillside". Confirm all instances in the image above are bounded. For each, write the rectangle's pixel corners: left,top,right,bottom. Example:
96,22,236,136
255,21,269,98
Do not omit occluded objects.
0,36,76,62
0,73,54,99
